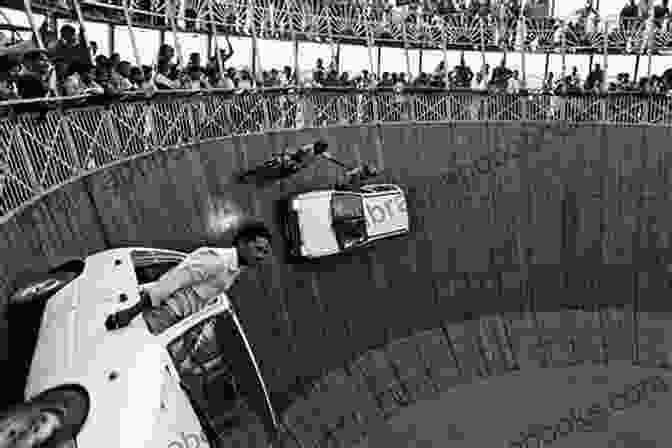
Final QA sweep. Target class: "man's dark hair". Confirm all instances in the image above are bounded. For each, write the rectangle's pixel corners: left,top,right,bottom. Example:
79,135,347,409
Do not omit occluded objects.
60,24,76,36
233,221,272,246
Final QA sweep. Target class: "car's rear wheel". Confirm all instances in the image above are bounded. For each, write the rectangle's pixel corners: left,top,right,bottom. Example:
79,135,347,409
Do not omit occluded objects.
0,384,89,448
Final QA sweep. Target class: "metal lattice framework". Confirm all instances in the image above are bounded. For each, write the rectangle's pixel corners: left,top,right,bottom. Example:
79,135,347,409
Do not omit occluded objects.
23,0,672,53
2,89,672,220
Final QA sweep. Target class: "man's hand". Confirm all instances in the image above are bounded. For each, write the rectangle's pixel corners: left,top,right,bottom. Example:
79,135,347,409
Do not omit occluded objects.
105,290,152,331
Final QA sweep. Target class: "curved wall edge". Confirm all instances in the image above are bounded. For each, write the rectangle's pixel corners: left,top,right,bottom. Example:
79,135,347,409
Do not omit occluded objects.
276,311,672,448
3,122,672,415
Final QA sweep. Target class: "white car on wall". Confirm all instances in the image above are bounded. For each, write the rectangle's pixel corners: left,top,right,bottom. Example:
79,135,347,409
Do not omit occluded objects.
1,248,278,448
283,184,410,259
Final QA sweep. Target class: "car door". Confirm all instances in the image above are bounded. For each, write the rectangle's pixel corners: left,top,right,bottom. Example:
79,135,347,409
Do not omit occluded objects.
156,300,278,443
150,357,211,448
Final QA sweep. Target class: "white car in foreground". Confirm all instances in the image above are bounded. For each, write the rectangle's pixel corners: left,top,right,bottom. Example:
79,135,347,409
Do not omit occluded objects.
283,184,409,259
0,248,278,448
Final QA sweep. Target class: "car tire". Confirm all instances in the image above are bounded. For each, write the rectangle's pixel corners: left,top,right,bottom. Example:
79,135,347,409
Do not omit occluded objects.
0,384,90,448
10,271,78,305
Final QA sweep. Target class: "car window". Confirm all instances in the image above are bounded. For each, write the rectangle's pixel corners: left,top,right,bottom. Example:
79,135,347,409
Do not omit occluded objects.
135,261,180,285
131,250,184,285
332,193,364,220
168,315,224,376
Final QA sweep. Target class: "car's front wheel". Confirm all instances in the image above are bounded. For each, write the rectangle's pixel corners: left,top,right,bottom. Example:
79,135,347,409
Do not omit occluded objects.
0,384,90,448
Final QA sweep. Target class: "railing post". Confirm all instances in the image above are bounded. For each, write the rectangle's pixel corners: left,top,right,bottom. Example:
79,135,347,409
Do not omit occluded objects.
371,89,380,123
143,99,156,152
58,108,86,173
336,95,347,126
262,92,272,130
406,90,415,122
13,115,41,193
558,95,566,122
105,107,125,160
185,96,200,144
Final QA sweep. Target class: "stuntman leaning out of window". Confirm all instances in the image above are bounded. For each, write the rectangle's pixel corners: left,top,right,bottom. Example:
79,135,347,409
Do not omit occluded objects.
105,222,272,334
142,222,272,334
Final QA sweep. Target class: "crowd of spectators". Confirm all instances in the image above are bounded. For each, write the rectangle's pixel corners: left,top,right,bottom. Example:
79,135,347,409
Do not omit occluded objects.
175,0,672,52
4,14,672,103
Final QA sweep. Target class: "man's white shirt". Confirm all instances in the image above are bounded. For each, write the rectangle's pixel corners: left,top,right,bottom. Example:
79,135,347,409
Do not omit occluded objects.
146,247,242,307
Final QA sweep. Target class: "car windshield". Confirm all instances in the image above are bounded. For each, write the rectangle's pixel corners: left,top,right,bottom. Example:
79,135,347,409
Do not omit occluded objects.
332,193,363,220
331,193,366,249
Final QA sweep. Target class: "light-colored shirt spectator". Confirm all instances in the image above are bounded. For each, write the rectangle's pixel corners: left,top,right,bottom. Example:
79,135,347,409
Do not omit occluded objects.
238,78,254,89
63,72,104,96
216,76,235,89
110,71,133,91
154,71,181,90
472,73,488,91
507,77,521,93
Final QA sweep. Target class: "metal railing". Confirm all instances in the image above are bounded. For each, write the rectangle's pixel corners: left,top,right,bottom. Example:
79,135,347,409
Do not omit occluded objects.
24,0,672,53
2,88,672,221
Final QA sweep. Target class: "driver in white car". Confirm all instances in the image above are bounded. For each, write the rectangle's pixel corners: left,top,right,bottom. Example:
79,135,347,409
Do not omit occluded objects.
105,221,273,335
140,221,273,334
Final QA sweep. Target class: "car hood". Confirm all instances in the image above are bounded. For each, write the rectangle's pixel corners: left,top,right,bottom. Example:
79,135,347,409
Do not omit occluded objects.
78,333,166,448
28,326,167,448
25,249,146,399
23,249,171,448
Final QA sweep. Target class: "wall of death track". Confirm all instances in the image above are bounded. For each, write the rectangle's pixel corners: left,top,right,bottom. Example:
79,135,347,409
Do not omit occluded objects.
4,123,672,415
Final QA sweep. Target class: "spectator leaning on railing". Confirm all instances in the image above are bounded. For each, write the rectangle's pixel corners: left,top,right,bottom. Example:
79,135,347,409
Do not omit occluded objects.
154,61,181,90
16,48,58,99
62,61,104,96
0,55,21,100
7,3,672,101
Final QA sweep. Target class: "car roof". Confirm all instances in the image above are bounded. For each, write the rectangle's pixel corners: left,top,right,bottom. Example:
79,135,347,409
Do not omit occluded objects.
293,189,335,201
293,184,403,199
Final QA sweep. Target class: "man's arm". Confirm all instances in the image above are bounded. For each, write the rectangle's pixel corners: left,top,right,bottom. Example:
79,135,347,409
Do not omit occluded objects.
222,36,234,62
143,249,231,306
